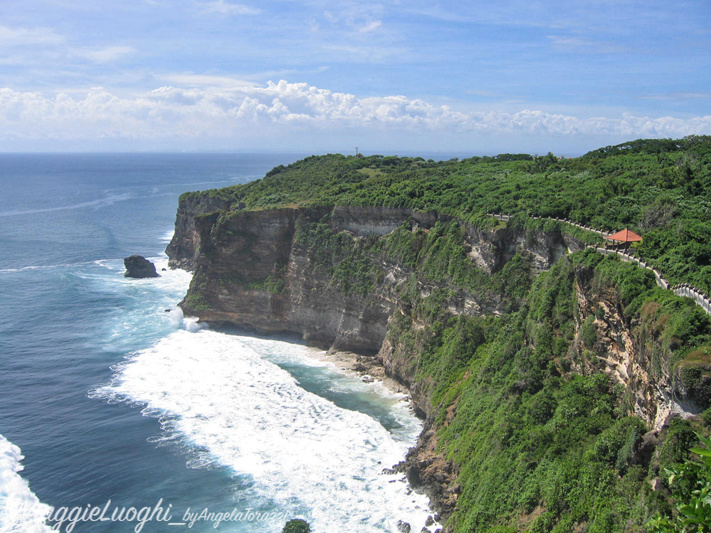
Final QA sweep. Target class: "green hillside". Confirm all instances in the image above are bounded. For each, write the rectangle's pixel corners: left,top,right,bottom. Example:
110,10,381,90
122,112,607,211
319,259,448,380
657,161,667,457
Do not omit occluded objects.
185,135,711,295
181,136,711,531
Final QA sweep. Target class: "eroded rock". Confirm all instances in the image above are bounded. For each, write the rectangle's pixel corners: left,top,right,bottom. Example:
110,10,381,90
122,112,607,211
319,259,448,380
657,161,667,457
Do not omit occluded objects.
124,255,159,278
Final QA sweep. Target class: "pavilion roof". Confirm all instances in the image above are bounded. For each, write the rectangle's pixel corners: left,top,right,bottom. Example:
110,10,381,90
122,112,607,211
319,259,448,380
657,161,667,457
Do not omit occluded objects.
605,228,643,242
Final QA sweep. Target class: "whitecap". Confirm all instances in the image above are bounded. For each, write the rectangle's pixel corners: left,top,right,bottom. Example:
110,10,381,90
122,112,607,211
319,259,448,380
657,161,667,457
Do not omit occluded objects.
168,307,206,332
0,263,75,274
160,229,175,243
0,435,54,533
0,192,134,218
93,330,437,532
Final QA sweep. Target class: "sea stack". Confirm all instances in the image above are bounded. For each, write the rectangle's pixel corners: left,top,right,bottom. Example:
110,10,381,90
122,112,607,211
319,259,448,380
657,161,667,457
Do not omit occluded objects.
123,255,159,278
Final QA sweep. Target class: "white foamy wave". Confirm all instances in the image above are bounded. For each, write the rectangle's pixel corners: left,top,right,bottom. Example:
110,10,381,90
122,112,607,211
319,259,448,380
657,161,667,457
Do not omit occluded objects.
0,435,54,533
69,256,195,353
0,192,133,218
160,229,175,243
0,262,94,274
94,330,436,532
237,336,424,442
168,307,206,332
0,265,62,275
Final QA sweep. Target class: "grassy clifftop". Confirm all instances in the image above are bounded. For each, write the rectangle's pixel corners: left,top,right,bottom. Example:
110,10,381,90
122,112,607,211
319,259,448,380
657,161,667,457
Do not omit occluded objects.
183,135,711,294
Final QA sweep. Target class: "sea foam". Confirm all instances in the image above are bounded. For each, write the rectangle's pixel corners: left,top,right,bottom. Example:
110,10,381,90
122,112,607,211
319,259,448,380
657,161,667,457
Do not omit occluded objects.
94,329,436,532
0,192,134,218
0,435,54,533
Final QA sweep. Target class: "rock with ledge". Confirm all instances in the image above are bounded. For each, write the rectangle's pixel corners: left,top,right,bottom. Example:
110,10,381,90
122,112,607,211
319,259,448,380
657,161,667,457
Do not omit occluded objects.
124,255,159,278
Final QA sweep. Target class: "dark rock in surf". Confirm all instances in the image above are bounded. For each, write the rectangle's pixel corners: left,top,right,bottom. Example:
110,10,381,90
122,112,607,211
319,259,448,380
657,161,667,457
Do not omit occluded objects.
396,521,411,533
124,255,159,278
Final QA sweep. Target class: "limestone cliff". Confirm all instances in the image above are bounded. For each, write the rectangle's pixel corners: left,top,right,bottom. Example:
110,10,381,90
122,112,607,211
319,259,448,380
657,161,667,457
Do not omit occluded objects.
166,193,232,270
166,201,569,516
168,204,567,358
572,265,705,431
166,197,709,528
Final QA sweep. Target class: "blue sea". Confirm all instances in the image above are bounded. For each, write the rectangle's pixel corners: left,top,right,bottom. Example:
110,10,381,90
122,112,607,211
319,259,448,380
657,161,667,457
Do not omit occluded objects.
0,154,435,533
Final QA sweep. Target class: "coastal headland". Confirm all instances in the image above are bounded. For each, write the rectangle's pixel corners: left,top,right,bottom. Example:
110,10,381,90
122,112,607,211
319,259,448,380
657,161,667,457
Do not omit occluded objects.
168,137,711,532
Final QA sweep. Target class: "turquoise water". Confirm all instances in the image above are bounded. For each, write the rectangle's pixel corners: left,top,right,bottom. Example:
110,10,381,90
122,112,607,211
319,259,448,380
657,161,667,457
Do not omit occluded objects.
0,154,434,532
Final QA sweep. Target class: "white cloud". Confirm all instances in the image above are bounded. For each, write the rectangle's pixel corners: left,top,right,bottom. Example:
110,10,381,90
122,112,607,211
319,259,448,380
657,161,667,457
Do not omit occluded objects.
547,35,626,54
0,25,65,47
160,73,260,88
0,81,708,149
323,5,386,36
77,45,136,63
357,19,383,33
203,0,260,16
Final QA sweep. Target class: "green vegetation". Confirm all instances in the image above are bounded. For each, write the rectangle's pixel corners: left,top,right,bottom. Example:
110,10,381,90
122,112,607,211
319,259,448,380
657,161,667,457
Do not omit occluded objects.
185,135,711,294
248,274,286,294
239,215,711,531
388,248,711,531
293,217,377,297
648,434,711,532
282,519,311,533
183,290,212,312
184,136,711,532
290,216,535,304
253,208,711,531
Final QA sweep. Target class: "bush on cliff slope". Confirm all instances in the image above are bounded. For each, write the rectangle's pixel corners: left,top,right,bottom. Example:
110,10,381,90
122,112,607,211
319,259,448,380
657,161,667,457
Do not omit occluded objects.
383,246,711,531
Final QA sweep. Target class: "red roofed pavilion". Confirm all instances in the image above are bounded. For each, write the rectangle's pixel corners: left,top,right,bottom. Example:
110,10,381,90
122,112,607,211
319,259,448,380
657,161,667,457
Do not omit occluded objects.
605,228,643,243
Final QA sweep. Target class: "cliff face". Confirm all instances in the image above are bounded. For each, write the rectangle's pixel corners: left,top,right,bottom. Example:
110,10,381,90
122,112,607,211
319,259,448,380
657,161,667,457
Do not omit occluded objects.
170,203,567,359
167,198,708,529
572,266,705,431
179,206,393,354
166,194,231,270
166,202,570,517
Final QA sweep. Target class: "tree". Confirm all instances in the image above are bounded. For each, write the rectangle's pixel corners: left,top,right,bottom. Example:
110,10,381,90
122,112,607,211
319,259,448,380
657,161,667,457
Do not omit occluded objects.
648,433,711,532
282,518,311,533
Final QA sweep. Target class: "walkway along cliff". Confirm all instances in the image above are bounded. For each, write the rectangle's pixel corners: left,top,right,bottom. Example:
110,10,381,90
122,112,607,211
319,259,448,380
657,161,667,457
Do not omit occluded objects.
489,213,711,316
167,187,711,531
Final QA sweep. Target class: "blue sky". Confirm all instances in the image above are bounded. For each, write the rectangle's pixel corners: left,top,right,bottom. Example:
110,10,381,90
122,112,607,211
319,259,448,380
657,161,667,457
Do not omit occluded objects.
1,0,709,154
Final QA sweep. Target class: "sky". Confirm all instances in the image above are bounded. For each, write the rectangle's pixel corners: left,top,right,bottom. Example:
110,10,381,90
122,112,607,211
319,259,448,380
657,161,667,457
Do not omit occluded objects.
0,0,710,155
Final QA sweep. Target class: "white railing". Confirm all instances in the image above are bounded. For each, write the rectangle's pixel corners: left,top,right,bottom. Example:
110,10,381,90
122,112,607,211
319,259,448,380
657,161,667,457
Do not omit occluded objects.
594,248,669,290
671,284,711,316
487,213,710,316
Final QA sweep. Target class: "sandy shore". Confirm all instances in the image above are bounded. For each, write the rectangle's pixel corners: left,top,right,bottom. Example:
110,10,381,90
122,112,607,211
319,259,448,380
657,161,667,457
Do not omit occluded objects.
305,347,411,398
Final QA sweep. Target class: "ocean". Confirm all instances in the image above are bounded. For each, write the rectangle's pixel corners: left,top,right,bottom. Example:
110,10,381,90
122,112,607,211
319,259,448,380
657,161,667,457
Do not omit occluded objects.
0,154,435,532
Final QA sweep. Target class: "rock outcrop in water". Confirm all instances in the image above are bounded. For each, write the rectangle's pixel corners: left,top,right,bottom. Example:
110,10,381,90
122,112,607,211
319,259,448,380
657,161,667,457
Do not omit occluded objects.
124,255,159,278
